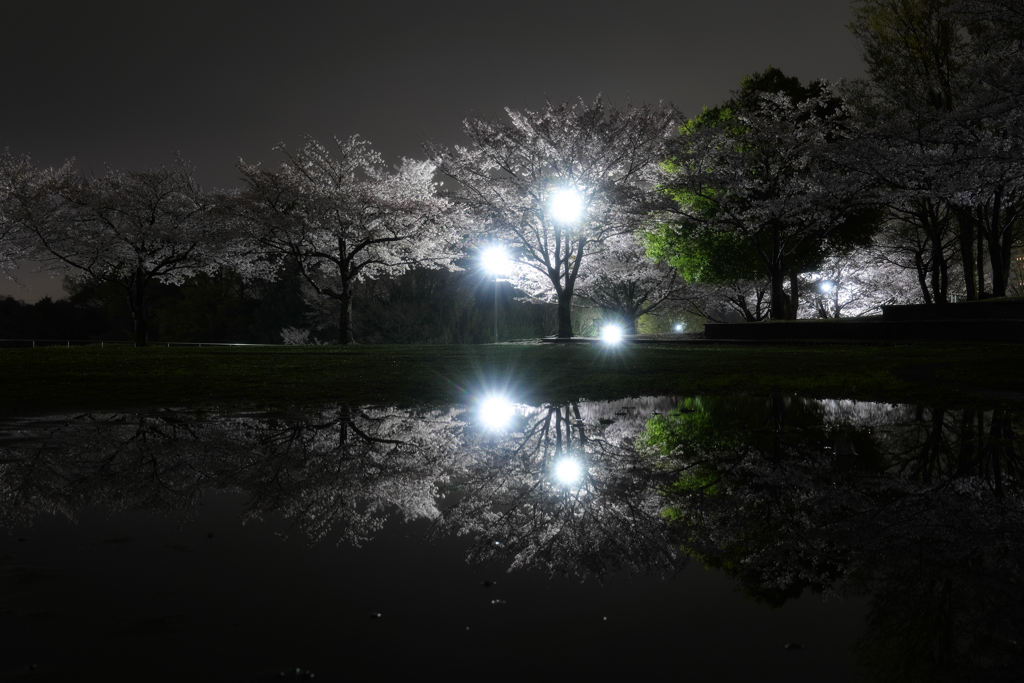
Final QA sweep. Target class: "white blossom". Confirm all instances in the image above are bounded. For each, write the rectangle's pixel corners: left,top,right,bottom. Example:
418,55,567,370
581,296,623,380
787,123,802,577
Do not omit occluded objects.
430,97,676,337
236,136,462,344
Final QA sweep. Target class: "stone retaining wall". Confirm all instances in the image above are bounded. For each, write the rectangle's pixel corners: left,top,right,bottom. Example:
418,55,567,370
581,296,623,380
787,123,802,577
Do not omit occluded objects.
704,319,1024,342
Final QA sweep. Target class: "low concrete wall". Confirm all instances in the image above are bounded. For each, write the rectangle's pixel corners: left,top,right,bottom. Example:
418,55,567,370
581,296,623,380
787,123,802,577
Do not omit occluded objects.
882,301,1024,322
704,319,1024,342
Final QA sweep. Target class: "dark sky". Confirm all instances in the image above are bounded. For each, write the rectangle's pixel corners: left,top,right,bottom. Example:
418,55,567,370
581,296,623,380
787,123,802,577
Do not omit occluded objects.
2,0,865,301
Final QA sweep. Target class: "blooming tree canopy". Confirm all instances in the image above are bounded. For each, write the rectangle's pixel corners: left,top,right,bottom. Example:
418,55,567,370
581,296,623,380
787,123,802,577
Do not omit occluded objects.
0,151,47,279
573,231,690,333
430,97,676,337
801,247,923,318
2,155,224,345
660,70,876,319
236,136,461,344
844,0,1024,300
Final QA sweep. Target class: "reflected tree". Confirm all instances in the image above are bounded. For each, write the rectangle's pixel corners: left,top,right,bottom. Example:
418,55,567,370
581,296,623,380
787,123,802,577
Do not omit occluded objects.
0,406,466,546
436,399,686,579
643,396,1024,680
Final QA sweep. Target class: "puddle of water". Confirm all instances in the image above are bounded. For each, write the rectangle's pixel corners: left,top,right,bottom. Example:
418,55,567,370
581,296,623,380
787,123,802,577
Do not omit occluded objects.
0,395,1020,681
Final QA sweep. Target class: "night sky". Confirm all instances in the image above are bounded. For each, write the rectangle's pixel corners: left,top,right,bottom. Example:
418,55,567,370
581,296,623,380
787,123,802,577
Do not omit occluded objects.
1,0,865,301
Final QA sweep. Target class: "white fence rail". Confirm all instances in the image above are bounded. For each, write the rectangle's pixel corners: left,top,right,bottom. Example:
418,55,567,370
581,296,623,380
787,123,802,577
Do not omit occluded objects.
0,339,279,348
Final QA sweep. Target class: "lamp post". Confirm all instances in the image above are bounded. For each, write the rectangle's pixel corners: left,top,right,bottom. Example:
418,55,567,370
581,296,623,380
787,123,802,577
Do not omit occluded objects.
481,246,511,343
821,281,838,317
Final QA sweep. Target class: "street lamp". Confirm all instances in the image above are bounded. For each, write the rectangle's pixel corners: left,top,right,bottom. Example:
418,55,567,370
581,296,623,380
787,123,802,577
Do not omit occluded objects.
482,246,511,344
600,323,624,345
550,188,583,223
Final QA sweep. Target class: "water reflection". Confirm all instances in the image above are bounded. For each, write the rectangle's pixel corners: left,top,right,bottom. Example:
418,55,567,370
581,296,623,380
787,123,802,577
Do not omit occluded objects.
553,457,583,485
477,395,516,431
441,399,686,578
1,396,1022,681
0,406,466,546
644,396,1024,682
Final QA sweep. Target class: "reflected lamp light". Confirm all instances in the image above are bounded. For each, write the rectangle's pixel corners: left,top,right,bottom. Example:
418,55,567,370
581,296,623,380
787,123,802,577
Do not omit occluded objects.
553,457,583,486
550,189,584,223
479,395,515,430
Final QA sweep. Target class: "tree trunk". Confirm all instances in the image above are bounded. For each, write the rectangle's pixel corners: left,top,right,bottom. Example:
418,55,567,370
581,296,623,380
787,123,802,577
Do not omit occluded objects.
134,304,148,347
930,235,947,304
553,238,584,338
556,290,574,338
788,271,800,319
338,404,351,446
915,251,933,304
978,218,987,298
131,270,148,347
769,264,791,320
956,209,976,301
987,215,1012,297
338,282,356,345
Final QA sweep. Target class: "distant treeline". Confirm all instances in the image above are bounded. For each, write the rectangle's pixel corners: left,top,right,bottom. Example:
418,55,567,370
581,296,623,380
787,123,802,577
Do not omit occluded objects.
0,262,560,344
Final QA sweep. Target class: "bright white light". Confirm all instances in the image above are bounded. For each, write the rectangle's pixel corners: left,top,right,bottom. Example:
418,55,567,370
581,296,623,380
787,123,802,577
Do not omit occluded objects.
479,395,515,430
550,189,584,223
600,324,624,344
674,323,683,332
553,458,583,485
821,281,834,293
481,246,512,276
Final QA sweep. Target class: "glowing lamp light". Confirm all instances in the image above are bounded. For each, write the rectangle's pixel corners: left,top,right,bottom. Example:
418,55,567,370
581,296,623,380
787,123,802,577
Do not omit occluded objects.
821,281,834,293
600,324,624,345
481,246,512,276
550,189,584,223
553,458,583,486
674,323,683,332
479,395,515,430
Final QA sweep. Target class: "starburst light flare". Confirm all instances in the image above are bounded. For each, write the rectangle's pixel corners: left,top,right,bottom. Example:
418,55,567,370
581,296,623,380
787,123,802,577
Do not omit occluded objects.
481,246,512,276
600,324,624,345
479,395,516,431
550,189,583,223
553,458,584,486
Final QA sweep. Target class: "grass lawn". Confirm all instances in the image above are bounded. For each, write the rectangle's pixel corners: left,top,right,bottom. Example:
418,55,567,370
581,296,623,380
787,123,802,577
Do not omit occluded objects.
1,341,1022,414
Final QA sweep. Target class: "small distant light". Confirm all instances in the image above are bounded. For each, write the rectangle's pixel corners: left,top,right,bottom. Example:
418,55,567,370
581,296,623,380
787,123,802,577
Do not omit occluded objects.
550,189,584,223
821,281,834,293
479,395,515,430
600,324,624,344
553,458,583,485
674,323,683,332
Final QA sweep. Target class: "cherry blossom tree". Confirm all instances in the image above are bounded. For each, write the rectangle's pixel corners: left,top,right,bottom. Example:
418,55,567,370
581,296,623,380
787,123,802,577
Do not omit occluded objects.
660,73,876,319
0,151,44,279
236,136,461,344
2,155,225,345
941,0,1024,297
800,247,923,318
844,0,1024,300
698,279,773,323
572,231,690,333
430,97,676,338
